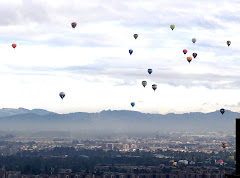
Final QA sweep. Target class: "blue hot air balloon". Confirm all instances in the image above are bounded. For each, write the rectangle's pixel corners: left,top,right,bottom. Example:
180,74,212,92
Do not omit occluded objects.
131,102,135,107
220,108,225,115
129,49,133,55
148,69,152,74
59,92,65,100
133,34,138,39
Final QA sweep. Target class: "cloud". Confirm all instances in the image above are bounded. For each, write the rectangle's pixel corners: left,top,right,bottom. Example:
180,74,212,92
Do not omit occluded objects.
224,102,240,108
5,61,240,90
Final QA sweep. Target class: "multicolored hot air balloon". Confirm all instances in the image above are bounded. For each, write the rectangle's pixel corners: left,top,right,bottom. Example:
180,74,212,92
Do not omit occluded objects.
192,38,196,43
170,25,175,31
59,92,65,100
12,44,17,49
227,41,231,47
183,49,187,54
152,84,157,91
133,34,138,39
221,142,227,148
131,102,135,107
192,53,197,58
71,22,77,28
220,108,225,115
142,81,147,88
187,57,192,63
129,49,133,55
148,69,152,74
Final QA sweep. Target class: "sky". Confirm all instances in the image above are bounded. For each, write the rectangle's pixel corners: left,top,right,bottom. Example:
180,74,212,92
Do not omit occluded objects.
0,0,240,114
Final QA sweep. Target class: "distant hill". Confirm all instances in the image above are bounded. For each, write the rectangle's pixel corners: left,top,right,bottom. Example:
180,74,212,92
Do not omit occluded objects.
0,108,238,133
0,107,55,117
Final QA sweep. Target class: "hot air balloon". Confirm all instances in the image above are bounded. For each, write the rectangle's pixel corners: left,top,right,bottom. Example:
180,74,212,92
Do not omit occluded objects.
142,81,147,87
133,34,138,39
152,84,157,91
227,41,231,47
228,156,234,162
183,49,187,54
148,69,152,74
71,22,77,28
129,49,133,55
170,25,175,31
221,142,227,148
59,92,65,100
12,44,17,49
131,102,135,107
192,53,197,58
192,38,196,43
220,108,225,115
187,57,192,63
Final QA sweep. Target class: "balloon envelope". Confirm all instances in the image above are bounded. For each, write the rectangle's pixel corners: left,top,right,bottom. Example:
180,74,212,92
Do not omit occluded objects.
221,142,227,148
152,84,157,91
59,92,65,99
71,22,77,28
192,38,196,43
142,81,147,87
170,25,175,30
192,53,197,58
133,34,138,39
148,69,152,74
183,49,187,54
228,156,234,162
131,102,135,107
187,57,192,63
129,49,133,55
220,108,225,115
227,41,231,46
12,44,17,49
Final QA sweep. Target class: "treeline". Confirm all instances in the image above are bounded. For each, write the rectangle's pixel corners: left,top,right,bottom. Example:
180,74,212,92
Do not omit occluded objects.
0,147,235,175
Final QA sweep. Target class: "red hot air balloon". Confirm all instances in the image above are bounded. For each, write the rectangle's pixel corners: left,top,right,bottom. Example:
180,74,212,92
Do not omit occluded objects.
12,44,17,49
183,49,187,54
71,22,77,28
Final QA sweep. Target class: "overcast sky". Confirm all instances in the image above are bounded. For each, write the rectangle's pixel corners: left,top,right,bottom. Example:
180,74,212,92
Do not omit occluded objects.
0,0,240,114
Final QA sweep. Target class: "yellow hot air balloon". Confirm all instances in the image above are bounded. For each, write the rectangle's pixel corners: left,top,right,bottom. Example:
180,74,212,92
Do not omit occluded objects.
221,142,227,148
228,156,234,162
170,25,175,30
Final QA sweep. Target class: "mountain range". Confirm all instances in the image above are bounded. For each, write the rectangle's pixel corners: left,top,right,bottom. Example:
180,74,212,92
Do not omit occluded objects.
0,108,237,134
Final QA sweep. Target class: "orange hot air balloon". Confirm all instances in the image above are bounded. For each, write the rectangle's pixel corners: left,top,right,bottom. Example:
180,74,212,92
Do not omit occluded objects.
12,44,17,49
187,57,192,63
